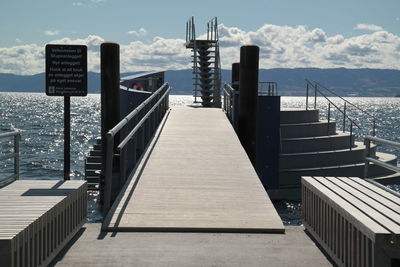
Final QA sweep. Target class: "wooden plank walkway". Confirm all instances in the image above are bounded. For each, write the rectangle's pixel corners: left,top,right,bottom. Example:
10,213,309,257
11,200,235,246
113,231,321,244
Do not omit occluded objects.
103,107,284,233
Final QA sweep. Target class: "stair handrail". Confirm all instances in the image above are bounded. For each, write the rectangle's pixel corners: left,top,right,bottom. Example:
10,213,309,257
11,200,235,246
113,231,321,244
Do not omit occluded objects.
313,81,385,127
364,135,400,178
102,83,171,214
0,131,21,187
306,79,384,137
306,79,362,131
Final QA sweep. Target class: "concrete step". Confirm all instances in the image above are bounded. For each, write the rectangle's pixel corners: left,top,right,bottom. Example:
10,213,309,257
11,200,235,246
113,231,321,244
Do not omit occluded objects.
93,144,102,150
87,182,99,190
86,169,100,177
86,156,102,164
85,162,102,170
280,108,319,124
281,120,336,138
281,132,356,153
85,176,100,183
279,152,397,187
90,150,102,157
280,142,375,169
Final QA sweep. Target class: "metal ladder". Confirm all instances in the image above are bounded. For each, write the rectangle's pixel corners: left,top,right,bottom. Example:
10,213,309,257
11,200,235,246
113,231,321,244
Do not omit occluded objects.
185,17,221,107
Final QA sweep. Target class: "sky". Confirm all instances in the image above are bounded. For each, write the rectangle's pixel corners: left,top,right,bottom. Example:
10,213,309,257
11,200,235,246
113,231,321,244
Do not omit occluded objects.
0,0,399,75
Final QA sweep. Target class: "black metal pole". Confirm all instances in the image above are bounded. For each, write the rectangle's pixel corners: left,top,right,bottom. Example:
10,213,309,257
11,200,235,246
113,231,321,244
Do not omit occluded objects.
306,83,309,110
238,45,259,164
64,96,71,180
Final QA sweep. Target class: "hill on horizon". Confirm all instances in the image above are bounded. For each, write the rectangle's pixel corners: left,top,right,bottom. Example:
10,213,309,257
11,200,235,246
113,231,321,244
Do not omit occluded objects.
1,68,400,97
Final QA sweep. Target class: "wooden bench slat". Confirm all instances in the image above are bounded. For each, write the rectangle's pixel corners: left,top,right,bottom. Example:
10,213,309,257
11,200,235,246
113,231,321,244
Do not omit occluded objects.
314,177,400,234
350,177,400,205
325,177,400,223
336,177,400,215
302,177,389,239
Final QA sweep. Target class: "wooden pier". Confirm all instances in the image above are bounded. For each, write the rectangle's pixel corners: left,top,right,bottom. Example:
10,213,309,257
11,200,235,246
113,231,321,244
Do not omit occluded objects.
103,107,284,232
52,107,333,266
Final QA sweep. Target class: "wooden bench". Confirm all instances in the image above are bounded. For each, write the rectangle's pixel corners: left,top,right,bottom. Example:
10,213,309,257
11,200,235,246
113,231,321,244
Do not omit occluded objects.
0,180,87,267
302,176,400,267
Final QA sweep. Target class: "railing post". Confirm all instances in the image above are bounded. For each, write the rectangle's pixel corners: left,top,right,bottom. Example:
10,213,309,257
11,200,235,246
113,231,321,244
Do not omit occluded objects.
349,122,353,150
14,133,20,180
343,102,346,133
364,138,371,178
373,118,376,136
314,83,317,110
327,103,331,135
306,82,309,110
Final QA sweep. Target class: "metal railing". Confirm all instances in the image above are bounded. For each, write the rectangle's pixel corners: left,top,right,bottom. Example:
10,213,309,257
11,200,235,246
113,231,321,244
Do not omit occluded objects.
259,82,278,96
305,80,367,150
364,135,400,178
102,83,171,213
223,83,238,125
0,131,21,187
306,80,381,138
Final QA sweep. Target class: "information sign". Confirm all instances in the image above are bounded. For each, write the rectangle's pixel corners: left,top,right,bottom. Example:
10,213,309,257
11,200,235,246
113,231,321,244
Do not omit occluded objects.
45,44,87,96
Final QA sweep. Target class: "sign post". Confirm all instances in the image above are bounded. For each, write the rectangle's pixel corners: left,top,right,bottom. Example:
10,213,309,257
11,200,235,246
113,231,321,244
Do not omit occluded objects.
45,44,87,180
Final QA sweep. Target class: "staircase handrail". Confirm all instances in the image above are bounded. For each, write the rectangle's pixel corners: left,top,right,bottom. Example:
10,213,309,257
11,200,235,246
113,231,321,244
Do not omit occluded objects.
312,81,384,125
306,80,362,135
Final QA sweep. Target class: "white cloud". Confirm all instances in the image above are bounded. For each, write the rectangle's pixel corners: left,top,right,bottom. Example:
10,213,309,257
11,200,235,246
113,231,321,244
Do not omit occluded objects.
354,24,383,32
1,24,400,75
44,30,60,36
72,2,83,6
91,0,106,3
127,28,147,37
15,38,22,43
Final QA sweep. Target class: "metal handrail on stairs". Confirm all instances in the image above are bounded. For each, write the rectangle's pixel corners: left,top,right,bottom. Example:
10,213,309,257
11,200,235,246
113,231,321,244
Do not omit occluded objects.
305,79,365,151
0,131,21,187
305,79,382,138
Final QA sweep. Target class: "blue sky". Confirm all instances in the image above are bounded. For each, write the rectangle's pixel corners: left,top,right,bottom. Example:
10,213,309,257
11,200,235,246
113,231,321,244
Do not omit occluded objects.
1,0,399,74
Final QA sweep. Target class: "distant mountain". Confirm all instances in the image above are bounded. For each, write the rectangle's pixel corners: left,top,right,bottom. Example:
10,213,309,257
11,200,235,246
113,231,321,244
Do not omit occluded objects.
1,68,400,96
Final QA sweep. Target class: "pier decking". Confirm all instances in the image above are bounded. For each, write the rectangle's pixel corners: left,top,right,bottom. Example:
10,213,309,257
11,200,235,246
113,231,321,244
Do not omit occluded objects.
51,106,337,266
103,107,284,232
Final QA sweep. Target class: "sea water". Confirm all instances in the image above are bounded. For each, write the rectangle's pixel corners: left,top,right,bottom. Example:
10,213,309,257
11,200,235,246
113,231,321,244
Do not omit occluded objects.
0,93,399,224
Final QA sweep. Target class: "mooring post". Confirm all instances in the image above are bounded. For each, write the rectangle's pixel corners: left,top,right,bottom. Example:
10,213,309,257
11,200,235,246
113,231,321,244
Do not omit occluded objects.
231,62,240,132
100,42,120,205
238,45,259,164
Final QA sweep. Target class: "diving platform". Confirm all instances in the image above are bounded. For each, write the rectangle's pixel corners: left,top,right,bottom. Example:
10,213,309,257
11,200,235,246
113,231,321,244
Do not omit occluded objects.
102,107,284,233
